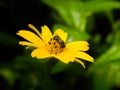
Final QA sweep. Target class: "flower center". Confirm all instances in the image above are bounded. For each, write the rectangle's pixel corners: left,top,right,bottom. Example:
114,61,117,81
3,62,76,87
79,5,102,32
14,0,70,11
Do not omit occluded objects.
47,35,66,54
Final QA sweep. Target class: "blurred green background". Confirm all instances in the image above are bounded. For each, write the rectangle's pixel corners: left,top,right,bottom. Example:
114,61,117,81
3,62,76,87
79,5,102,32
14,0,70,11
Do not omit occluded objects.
1,0,120,90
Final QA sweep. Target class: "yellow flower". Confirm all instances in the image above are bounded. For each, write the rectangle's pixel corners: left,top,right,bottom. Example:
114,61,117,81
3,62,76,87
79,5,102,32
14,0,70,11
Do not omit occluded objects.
16,24,94,68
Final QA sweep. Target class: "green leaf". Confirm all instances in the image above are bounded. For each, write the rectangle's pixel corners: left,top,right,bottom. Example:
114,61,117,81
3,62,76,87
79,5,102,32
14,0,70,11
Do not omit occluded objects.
92,0,114,1
0,31,18,45
53,24,90,41
0,68,17,85
13,55,46,73
84,1,120,13
42,0,88,31
42,0,120,31
89,29,120,90
90,29,120,67
91,61,120,90
51,61,67,74
94,46,120,66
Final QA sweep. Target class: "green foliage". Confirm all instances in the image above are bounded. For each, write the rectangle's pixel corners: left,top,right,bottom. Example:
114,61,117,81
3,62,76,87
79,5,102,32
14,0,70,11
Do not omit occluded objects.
1,0,120,89
51,61,67,74
0,68,17,85
0,32,18,45
89,29,120,90
53,24,90,41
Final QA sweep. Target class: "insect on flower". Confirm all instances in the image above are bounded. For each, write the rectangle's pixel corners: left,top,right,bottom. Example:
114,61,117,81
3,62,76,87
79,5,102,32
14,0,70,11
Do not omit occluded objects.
16,24,94,68
53,34,66,48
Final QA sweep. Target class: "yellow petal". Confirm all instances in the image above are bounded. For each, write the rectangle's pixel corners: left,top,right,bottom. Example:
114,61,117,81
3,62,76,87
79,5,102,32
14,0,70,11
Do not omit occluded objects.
66,41,89,51
74,59,85,68
16,30,42,45
31,48,51,59
54,50,75,63
19,41,40,47
74,51,94,62
28,24,42,37
54,29,68,42
41,25,52,42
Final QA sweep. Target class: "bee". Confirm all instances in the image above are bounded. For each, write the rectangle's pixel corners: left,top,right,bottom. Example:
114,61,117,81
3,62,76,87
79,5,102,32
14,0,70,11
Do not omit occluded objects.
53,35,65,48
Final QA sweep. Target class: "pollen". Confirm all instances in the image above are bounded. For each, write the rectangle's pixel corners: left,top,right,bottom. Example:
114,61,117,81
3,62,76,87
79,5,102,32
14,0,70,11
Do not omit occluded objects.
47,37,65,54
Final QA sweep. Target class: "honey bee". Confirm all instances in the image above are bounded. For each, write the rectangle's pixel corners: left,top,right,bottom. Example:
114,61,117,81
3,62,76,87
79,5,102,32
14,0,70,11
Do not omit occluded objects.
53,35,65,48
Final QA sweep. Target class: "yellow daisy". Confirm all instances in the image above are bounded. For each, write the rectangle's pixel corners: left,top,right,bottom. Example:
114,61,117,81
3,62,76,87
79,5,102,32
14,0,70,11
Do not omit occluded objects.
16,24,94,68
